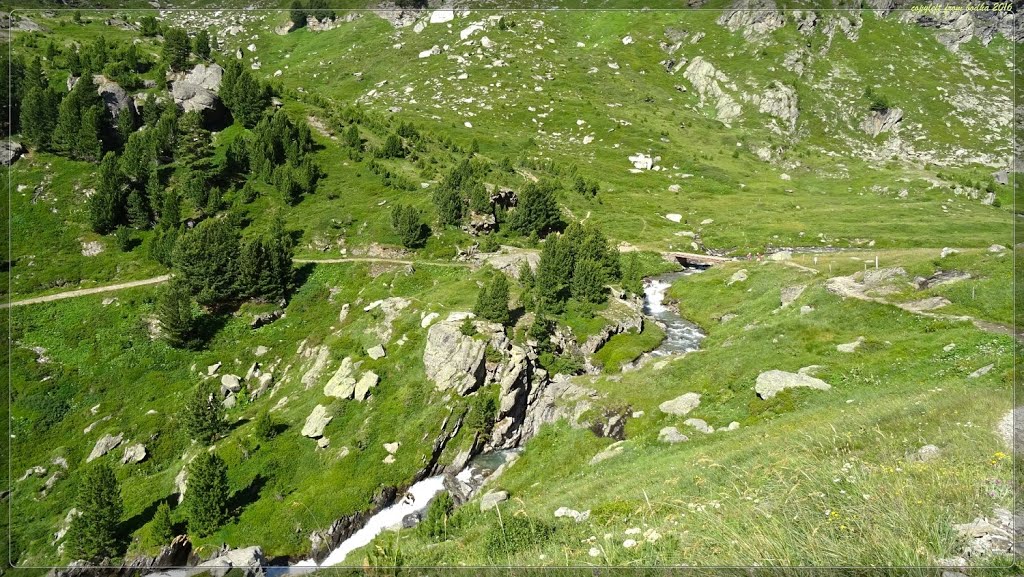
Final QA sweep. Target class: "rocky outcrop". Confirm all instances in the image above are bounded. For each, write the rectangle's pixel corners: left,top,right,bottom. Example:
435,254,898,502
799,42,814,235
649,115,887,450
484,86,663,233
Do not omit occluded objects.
196,545,268,577
1,140,26,166
94,76,136,126
171,64,227,125
659,392,701,416
717,0,785,40
861,108,903,137
423,314,490,394
754,370,831,399
120,444,147,465
746,81,798,133
323,357,357,398
683,57,741,124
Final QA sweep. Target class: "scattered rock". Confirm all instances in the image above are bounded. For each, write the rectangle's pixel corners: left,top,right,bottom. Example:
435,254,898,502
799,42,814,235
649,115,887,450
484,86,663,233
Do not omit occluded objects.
996,406,1024,449
250,310,283,329
87,433,124,462
480,490,509,511
940,247,959,258
207,362,222,376
767,250,792,261
780,285,806,308
384,441,400,454
197,546,268,577
367,344,386,360
727,269,748,285
220,374,242,395
754,370,831,399
554,506,590,522
684,418,714,434
17,466,46,482
121,444,147,464
423,315,488,394
968,364,994,379
317,437,330,449
590,441,625,465
836,336,864,353
301,405,332,438
658,426,689,443
952,508,1019,560
799,305,815,315
988,244,1007,254
665,213,682,223
908,444,941,462
353,371,379,401
80,240,104,257
861,108,903,137
323,357,357,398
659,392,701,416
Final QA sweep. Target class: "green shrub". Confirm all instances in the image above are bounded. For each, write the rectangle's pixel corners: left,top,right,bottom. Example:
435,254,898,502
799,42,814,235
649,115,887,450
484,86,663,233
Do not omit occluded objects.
419,491,455,541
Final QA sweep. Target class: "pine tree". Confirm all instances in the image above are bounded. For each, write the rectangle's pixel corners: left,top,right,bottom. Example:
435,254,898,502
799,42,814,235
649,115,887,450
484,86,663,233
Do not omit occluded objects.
160,187,180,227
89,152,124,234
192,29,211,60
307,0,334,21
19,86,58,150
119,130,155,184
474,273,510,325
126,189,150,229
391,204,426,248
343,124,361,150
116,106,136,148
175,110,212,168
570,258,605,305
433,184,464,227
289,0,308,27
149,502,174,546
379,133,404,158
253,410,275,441
68,463,123,562
172,218,241,309
52,86,84,154
184,451,229,536
534,235,572,310
510,180,563,237
158,280,194,348
2,52,26,135
182,382,225,444
75,105,104,162
621,252,642,296
162,28,191,72
227,69,270,127
148,225,180,268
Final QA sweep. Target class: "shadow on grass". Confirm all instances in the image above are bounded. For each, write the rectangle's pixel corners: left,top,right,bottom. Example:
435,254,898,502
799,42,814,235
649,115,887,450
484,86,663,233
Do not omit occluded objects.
227,474,269,519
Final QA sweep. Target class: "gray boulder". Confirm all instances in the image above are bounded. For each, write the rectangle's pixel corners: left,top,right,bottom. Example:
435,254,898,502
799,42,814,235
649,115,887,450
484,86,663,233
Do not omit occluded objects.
423,315,488,394
121,443,147,464
353,371,379,401
197,545,268,577
220,374,242,395
684,418,714,434
1,140,26,166
658,392,701,416
87,433,124,462
861,108,903,137
95,77,136,125
755,370,831,399
323,357,356,398
658,426,689,443
367,344,386,360
301,405,332,438
480,490,509,511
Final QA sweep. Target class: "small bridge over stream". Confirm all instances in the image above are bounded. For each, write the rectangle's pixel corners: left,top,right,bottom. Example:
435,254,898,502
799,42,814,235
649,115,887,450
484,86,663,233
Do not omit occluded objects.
663,252,734,267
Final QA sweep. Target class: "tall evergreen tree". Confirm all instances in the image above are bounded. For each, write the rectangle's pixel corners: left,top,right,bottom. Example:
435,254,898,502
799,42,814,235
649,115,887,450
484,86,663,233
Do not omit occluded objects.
149,502,173,546
474,273,510,325
126,190,150,230
68,463,123,562
570,258,605,305
184,451,229,536
534,235,572,310
19,86,58,149
162,28,191,72
116,106,136,148
227,69,270,127
433,184,464,227
120,130,155,184
509,180,563,237
158,280,194,348
391,204,426,248
192,29,211,60
175,110,212,168
172,218,241,308
159,187,180,228
89,152,125,234
2,52,26,136
343,123,361,150
182,382,225,443
75,105,104,161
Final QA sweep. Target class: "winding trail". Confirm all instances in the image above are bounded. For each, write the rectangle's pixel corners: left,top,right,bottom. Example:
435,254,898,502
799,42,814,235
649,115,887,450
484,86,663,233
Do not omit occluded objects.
3,258,473,309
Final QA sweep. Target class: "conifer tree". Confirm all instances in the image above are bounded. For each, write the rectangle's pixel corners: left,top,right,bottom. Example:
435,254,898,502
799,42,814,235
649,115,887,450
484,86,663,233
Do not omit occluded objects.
116,106,136,148
68,463,123,562
89,152,124,234
391,204,426,248
184,451,229,536
474,273,510,325
433,184,464,227
158,280,194,348
192,29,211,60
149,502,173,546
570,258,605,305
75,105,103,161
343,124,361,150
509,180,562,237
172,218,241,308
162,27,190,72
126,189,150,229
182,382,225,443
19,86,58,149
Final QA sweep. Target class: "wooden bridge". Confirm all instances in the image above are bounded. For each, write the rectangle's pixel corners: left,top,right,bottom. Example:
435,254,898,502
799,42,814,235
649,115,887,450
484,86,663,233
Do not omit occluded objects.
662,252,734,267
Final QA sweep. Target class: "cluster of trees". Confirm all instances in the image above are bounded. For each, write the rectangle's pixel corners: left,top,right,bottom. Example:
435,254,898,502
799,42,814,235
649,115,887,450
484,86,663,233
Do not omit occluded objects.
228,108,320,205
520,222,620,314
390,204,428,248
221,60,272,128
289,0,335,27
474,273,511,325
162,27,213,72
432,158,491,227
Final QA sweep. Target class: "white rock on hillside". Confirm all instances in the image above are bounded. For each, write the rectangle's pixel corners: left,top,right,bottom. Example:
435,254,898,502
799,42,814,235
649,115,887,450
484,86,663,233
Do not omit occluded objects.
755,370,831,399
836,336,864,353
658,426,689,443
301,405,332,438
87,433,124,462
353,371,379,401
423,315,488,394
323,357,356,398
121,444,147,464
659,392,701,416
429,10,454,24
480,490,509,511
